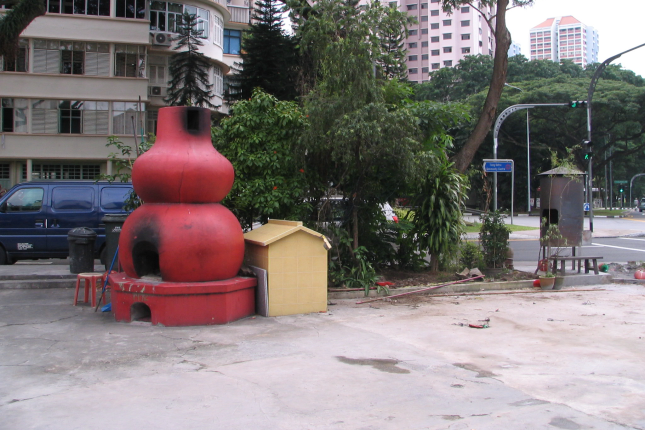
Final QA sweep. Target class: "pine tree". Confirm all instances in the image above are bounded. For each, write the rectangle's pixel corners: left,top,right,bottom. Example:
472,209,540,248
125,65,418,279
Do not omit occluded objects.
229,0,299,101
165,12,216,108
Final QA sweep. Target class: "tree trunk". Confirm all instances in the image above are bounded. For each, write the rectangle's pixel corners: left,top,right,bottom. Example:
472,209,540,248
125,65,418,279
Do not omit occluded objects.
452,0,512,174
351,204,359,250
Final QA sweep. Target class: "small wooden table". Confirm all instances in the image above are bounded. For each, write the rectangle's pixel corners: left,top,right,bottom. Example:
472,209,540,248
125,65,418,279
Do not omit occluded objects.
548,256,603,275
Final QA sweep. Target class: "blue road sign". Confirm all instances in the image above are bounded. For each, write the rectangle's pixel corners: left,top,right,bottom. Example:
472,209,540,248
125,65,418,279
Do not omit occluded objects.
482,159,513,173
583,203,590,211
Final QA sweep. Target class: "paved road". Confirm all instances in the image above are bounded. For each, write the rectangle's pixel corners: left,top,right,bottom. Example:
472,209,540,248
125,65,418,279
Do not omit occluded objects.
510,237,645,264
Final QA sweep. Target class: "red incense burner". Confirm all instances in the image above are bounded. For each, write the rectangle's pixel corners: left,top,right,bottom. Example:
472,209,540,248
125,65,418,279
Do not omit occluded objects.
110,107,256,326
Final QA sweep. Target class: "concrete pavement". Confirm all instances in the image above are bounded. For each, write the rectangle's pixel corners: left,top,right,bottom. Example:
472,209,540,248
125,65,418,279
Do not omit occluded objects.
2,284,645,429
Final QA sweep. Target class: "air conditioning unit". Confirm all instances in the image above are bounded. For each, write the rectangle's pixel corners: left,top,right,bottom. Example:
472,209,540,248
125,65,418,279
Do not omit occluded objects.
151,32,172,47
148,86,167,97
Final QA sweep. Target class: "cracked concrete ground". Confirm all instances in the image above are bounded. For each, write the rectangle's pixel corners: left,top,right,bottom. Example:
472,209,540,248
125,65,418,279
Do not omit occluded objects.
1,284,645,430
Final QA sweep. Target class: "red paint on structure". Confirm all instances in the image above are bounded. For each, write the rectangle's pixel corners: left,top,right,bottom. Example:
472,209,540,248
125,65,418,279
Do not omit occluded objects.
111,106,256,326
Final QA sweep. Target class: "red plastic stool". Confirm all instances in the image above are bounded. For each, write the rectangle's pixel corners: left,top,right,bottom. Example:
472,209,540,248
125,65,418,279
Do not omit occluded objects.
73,272,106,307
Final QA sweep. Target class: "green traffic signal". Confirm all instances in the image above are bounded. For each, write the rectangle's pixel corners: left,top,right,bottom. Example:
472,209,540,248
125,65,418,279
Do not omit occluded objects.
620,188,624,193
569,100,588,108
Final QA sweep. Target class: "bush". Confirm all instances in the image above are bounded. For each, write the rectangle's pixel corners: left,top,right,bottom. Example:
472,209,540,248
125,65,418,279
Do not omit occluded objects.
479,211,510,268
459,241,484,269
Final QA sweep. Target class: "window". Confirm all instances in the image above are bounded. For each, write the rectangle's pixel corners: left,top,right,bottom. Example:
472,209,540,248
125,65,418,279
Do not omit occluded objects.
420,2,427,8
430,0,438,2
115,0,145,18
479,40,483,47
6,188,44,212
421,15,428,21
114,44,146,78
461,20,470,26
409,29,418,35
81,101,109,135
408,42,417,48
430,9,438,16
422,67,429,73
213,65,223,97
431,49,439,56
443,19,451,26
84,43,110,76
213,15,223,46
443,60,452,66
443,46,452,53
389,1,397,7
409,68,418,74
60,41,85,75
224,29,241,54
33,40,109,76
112,102,142,135
31,100,59,134
28,165,100,180
421,28,428,34
431,63,439,69
52,188,94,210
406,4,417,10
47,0,110,16
430,23,439,29
421,41,428,47
148,55,168,85
2,39,28,72
461,6,469,12
461,33,470,40
461,47,470,54
58,101,82,134
184,5,209,37
431,36,439,42
443,33,452,39
1,98,28,133
421,54,428,60
147,110,158,135
408,55,418,61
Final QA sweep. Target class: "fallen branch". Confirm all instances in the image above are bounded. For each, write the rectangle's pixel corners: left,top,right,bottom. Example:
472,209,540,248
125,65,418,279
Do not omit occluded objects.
356,275,485,304
404,287,607,299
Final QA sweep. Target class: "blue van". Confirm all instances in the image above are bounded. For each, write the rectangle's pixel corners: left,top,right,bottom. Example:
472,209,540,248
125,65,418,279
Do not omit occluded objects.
0,181,133,265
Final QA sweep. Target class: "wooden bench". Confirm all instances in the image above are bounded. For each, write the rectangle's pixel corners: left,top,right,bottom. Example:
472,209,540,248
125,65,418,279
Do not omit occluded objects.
548,256,603,275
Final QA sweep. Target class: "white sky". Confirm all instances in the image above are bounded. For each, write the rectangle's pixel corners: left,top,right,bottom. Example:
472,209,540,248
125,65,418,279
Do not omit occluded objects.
505,0,645,77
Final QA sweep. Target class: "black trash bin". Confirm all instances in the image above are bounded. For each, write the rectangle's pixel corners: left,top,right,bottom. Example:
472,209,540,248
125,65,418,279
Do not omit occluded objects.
68,227,97,274
102,214,128,270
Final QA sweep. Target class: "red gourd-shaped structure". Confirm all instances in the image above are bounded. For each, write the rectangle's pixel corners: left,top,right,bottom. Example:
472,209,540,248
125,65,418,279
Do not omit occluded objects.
110,107,256,326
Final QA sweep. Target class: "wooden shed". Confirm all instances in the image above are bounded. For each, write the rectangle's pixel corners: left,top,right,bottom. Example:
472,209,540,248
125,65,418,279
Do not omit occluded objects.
244,220,331,317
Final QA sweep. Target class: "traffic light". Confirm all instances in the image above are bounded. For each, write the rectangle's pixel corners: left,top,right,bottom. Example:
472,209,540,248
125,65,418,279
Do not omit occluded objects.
620,188,624,193
569,100,588,108
582,140,592,159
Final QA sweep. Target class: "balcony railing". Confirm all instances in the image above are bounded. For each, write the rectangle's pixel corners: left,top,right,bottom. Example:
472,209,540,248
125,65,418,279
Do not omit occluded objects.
228,5,250,24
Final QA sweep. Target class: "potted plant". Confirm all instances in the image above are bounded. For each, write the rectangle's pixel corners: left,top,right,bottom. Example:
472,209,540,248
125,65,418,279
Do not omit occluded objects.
539,271,556,290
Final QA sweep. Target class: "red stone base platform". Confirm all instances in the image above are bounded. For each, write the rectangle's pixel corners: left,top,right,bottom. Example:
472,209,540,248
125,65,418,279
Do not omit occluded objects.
109,272,257,326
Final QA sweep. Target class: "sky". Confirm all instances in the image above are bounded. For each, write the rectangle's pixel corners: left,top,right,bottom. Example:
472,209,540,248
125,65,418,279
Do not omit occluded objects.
505,0,645,77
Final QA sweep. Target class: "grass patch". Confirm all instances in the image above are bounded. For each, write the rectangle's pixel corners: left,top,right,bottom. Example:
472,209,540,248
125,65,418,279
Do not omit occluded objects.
465,222,538,233
592,209,629,216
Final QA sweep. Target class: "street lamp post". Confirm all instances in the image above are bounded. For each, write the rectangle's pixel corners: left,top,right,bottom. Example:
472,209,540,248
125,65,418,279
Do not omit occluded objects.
503,84,532,214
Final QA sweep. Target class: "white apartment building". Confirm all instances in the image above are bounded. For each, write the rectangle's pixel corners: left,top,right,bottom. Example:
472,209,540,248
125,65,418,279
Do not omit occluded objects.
388,0,495,83
530,16,599,68
0,0,249,189
508,42,521,57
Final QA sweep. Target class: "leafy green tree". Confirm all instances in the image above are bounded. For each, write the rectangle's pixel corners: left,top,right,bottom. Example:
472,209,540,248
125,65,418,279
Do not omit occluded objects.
166,12,216,108
0,0,45,58
375,4,412,80
230,0,300,101
213,89,308,230
439,0,533,173
292,0,420,252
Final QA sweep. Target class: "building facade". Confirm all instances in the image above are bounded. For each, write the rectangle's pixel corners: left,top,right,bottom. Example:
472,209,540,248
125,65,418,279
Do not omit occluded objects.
0,0,250,189
387,0,495,83
529,16,599,68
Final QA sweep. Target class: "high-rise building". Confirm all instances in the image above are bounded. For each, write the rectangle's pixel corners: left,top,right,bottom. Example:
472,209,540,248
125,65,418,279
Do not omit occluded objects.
529,16,599,68
0,0,250,189
387,0,495,83
508,42,522,58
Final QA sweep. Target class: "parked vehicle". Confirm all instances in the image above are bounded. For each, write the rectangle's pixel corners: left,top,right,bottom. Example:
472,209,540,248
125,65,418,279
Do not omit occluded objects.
640,198,645,212
0,181,132,264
